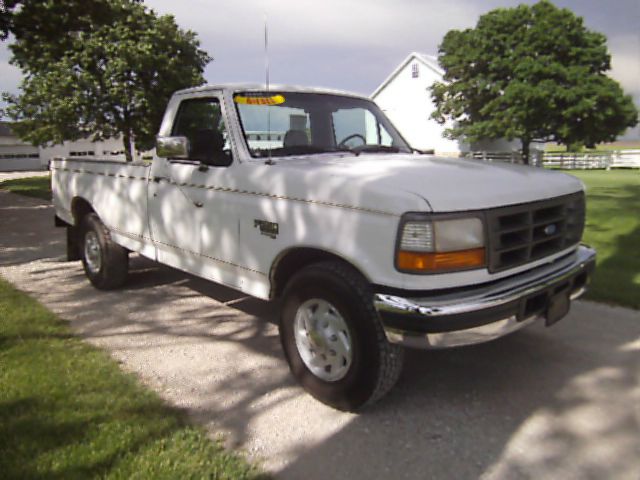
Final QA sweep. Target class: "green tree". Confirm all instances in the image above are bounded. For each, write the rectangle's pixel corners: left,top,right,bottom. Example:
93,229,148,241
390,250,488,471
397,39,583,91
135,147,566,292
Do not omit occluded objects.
0,0,15,41
1,1,136,56
2,0,211,161
430,0,638,163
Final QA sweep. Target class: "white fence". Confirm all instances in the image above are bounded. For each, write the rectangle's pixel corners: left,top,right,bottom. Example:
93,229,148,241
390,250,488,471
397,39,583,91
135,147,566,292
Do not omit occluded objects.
466,151,544,167
542,150,640,169
467,150,640,169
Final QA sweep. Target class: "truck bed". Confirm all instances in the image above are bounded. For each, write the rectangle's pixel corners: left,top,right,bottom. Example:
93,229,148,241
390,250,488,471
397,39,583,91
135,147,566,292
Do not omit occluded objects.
51,157,154,258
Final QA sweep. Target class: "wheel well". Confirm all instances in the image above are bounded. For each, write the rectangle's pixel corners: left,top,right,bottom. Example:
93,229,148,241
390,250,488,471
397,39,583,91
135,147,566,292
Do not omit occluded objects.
270,248,367,299
71,197,95,225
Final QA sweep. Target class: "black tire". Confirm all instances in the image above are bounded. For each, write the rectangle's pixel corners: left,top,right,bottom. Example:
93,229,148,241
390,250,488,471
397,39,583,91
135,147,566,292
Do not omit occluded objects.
279,261,404,411
80,213,128,290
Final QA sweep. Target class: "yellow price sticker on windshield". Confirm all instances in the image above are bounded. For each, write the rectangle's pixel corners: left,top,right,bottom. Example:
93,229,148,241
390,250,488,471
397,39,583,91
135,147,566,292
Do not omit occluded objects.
234,94,285,106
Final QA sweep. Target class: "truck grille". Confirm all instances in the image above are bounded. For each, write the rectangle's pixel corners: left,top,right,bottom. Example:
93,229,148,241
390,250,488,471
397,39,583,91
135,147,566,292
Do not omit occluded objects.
487,192,585,273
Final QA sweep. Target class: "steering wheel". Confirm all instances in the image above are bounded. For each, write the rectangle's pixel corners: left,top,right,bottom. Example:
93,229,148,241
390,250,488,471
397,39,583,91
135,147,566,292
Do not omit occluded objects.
338,133,366,148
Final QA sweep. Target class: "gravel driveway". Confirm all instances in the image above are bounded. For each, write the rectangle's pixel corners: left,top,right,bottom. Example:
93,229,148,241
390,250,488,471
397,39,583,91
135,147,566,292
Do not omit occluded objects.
0,170,49,182
1,189,638,479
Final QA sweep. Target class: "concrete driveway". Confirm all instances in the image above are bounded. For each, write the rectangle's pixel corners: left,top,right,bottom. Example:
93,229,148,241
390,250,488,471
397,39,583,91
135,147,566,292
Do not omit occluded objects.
1,189,638,480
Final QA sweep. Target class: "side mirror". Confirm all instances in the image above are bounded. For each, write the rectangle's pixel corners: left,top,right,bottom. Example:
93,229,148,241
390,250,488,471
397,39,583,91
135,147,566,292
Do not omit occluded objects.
156,136,189,159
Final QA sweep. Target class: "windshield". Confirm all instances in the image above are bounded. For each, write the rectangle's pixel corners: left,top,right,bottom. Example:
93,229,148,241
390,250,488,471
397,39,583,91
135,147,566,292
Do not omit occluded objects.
233,91,411,158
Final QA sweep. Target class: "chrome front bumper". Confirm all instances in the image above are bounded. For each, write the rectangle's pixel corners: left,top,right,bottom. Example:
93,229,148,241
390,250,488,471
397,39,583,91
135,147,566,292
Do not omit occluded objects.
374,245,596,349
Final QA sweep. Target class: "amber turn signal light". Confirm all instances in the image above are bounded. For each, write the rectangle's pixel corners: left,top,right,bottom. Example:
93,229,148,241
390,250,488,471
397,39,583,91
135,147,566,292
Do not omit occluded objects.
397,248,486,272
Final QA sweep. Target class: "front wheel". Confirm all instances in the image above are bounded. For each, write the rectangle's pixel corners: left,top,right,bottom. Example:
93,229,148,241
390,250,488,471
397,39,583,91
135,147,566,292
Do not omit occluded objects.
280,261,404,411
80,213,128,290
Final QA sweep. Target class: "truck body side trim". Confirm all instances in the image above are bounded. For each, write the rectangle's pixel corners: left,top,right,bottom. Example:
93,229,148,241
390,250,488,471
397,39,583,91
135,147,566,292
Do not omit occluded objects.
107,224,267,276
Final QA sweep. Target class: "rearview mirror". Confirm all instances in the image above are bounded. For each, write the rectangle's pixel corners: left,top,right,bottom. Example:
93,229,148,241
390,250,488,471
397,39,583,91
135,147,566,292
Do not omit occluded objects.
156,136,189,158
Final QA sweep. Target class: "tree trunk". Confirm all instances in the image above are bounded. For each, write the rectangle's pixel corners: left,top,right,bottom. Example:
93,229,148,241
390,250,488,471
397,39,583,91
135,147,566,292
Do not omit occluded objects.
521,138,530,165
123,130,133,163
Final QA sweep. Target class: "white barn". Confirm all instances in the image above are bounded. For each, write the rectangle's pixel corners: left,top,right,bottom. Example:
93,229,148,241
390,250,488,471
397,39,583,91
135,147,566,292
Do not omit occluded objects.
0,121,141,171
371,52,518,156
0,121,41,171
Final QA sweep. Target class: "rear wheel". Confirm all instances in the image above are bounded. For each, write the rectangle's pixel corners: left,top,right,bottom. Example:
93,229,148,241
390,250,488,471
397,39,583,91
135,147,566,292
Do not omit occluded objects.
80,213,128,289
280,261,404,411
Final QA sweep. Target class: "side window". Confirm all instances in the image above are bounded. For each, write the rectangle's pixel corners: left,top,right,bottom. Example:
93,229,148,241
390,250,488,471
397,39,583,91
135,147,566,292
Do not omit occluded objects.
172,98,232,166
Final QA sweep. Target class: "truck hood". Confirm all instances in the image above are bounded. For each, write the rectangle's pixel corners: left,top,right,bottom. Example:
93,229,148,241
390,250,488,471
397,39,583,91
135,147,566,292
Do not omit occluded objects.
269,153,583,212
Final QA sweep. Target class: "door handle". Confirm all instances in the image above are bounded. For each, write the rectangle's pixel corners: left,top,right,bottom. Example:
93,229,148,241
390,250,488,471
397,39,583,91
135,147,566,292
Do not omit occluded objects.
153,176,167,183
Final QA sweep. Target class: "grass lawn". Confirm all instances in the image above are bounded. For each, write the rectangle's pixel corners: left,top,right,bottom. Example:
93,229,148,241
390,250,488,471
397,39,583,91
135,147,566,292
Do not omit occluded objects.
2,172,638,308
0,174,51,200
566,170,640,309
0,277,265,479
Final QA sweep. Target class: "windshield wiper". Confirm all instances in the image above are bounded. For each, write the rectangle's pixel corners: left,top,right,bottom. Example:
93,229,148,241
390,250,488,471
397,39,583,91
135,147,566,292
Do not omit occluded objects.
351,145,401,155
325,146,359,155
258,145,327,157
259,146,360,157
257,145,396,158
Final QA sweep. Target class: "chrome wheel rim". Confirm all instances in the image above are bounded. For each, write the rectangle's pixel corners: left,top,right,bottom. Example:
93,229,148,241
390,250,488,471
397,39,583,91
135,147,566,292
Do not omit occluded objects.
294,298,353,382
84,231,102,274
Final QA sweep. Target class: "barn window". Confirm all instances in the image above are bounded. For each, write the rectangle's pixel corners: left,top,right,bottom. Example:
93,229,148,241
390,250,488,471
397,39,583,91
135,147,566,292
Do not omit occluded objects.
411,63,419,78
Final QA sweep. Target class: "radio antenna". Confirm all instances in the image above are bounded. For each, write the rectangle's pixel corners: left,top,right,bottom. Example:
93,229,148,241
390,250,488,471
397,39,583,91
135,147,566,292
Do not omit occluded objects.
264,13,270,92
264,13,274,165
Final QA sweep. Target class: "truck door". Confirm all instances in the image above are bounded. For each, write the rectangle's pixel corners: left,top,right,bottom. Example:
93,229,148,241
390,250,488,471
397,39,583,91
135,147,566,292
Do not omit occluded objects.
148,95,240,284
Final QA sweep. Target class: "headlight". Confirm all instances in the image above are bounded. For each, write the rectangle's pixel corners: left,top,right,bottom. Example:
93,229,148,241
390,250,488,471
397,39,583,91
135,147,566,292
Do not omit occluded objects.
396,215,486,273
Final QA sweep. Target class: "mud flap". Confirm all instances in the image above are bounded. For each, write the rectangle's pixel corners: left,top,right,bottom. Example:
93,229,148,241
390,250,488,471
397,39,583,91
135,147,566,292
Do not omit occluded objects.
66,225,81,261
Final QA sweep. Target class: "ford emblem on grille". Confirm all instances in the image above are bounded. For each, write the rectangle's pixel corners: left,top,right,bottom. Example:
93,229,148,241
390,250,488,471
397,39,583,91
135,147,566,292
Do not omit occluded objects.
544,224,557,236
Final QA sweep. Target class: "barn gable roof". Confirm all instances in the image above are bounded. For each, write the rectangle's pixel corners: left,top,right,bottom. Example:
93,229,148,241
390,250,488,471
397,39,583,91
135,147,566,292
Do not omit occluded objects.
371,52,444,99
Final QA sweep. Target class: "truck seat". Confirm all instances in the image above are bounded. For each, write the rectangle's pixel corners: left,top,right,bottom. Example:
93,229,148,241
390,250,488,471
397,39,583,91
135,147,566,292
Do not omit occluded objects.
283,129,309,147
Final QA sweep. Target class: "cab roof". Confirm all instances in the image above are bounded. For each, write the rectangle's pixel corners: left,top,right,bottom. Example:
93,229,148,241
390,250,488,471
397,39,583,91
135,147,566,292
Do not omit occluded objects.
174,83,368,100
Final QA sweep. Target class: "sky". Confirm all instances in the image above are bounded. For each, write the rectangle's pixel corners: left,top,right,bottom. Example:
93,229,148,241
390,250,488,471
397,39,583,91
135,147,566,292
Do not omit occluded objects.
1,0,639,138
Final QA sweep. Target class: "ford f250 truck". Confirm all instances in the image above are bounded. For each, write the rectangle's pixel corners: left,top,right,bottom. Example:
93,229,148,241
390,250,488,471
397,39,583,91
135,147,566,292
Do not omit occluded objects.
52,84,596,411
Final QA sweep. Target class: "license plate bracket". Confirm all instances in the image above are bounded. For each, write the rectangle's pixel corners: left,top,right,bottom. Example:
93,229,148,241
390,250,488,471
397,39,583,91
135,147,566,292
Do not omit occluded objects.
545,290,570,326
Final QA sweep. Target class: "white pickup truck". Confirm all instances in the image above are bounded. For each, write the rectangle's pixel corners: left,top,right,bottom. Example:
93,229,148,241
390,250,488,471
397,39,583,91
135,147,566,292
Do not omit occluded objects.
52,84,596,411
